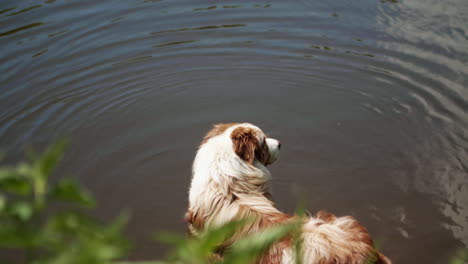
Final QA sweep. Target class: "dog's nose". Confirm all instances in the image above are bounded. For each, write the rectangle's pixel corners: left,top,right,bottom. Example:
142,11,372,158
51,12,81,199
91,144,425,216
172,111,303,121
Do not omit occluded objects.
278,141,281,149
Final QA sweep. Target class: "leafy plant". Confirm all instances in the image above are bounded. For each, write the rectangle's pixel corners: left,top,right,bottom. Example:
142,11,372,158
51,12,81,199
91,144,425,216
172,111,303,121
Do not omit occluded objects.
0,140,130,264
153,219,301,264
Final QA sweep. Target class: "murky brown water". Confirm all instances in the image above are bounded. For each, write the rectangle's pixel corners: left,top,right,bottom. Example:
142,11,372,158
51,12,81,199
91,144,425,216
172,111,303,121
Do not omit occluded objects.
1,0,468,262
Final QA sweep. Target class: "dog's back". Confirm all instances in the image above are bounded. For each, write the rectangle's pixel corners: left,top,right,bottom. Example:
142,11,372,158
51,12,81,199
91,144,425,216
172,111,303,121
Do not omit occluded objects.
299,211,391,264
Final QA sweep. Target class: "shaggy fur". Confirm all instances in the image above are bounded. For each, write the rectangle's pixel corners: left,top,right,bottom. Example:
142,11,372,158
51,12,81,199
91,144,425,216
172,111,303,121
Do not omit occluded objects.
187,123,391,264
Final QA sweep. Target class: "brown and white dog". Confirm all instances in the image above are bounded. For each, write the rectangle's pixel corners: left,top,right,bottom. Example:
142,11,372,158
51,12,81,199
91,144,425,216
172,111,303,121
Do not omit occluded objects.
186,123,391,264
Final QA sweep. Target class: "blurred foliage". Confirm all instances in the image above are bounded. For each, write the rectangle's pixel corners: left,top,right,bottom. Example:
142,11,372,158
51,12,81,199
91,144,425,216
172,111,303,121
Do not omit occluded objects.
450,248,468,264
153,218,301,264
0,140,129,264
1,141,465,264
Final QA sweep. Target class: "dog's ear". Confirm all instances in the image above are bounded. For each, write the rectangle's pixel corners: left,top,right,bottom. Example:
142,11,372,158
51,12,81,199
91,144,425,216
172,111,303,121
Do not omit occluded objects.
231,126,258,164
201,123,239,146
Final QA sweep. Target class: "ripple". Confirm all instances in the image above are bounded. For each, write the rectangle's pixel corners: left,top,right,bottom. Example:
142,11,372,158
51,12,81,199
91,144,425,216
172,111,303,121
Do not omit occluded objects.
153,40,196,48
0,7,16,15
140,0,161,3
112,55,153,66
6,4,42,16
0,0,467,259
192,6,217,11
0,22,45,37
150,24,246,34
48,30,67,37
32,49,48,58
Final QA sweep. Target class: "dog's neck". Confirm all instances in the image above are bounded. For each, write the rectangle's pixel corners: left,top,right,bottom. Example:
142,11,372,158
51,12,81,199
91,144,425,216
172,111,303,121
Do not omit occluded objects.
187,138,284,232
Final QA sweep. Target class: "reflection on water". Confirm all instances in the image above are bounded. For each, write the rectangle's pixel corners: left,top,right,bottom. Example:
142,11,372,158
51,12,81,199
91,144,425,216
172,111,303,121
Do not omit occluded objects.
378,0,468,56
0,0,467,262
377,0,468,248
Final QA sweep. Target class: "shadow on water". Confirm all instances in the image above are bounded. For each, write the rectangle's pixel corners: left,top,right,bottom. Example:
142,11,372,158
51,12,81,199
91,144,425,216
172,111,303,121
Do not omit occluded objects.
0,0,467,263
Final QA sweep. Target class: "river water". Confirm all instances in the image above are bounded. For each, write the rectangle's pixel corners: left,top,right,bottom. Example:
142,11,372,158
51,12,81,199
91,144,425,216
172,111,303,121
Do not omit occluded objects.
1,0,467,263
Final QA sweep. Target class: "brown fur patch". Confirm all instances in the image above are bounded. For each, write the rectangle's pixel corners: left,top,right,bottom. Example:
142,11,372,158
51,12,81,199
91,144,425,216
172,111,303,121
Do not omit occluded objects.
312,211,389,264
259,238,292,264
316,210,337,222
200,123,239,146
231,126,259,163
185,209,205,233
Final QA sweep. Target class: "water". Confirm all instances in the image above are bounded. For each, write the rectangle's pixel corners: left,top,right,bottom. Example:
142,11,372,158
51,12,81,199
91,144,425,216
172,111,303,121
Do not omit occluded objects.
1,0,467,262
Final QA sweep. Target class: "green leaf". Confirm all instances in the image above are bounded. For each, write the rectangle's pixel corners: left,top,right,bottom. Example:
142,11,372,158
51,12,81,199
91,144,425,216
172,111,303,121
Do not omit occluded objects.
0,220,36,248
0,195,5,212
158,220,247,264
49,178,95,208
38,212,131,264
10,201,34,221
29,139,68,208
223,221,299,264
197,220,247,255
35,139,69,178
45,211,97,234
0,174,31,195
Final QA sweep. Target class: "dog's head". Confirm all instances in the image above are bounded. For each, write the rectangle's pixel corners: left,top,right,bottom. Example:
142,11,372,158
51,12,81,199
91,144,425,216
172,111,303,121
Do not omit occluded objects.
188,123,281,232
200,123,281,166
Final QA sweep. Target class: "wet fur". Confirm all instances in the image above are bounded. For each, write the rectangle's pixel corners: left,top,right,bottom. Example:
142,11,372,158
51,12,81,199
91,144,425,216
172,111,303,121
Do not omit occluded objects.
187,123,391,264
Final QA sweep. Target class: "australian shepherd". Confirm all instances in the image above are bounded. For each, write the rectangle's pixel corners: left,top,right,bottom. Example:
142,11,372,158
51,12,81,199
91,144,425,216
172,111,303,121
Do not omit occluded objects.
186,123,391,264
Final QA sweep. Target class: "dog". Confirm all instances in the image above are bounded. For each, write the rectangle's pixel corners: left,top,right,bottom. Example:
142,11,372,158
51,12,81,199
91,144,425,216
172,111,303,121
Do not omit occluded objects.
186,123,391,264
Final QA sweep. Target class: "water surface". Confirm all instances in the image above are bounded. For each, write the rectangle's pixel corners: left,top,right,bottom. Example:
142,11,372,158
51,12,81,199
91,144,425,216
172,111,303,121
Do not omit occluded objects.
1,0,468,263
